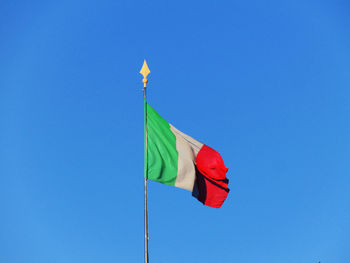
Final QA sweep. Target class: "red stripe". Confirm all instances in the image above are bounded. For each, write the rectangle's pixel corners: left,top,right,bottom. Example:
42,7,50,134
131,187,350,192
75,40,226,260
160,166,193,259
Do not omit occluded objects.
193,145,229,208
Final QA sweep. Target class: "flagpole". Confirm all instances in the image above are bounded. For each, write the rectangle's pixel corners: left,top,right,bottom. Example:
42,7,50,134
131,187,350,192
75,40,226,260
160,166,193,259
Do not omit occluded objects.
140,60,150,263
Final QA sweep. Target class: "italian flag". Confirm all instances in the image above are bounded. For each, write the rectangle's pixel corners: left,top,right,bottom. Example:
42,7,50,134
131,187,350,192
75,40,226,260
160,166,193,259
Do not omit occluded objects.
145,102,229,208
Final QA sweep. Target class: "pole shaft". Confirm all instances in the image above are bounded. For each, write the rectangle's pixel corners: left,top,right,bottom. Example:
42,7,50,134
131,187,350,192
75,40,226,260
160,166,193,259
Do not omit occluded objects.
144,178,148,263
140,60,150,263
144,86,149,263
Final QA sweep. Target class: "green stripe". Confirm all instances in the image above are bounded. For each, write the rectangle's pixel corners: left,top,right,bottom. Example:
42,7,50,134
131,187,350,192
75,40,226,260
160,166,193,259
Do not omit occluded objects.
145,103,178,186
144,98,148,179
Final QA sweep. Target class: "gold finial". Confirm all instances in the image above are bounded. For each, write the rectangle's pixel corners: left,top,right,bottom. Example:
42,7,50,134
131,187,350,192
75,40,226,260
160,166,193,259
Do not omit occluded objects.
140,60,150,88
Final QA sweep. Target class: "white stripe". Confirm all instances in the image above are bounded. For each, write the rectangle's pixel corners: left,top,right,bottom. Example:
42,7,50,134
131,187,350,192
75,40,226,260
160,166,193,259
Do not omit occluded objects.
170,124,204,191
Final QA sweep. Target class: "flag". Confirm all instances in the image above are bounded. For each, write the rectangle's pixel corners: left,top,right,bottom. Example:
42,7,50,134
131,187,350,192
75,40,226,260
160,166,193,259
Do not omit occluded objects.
145,103,229,208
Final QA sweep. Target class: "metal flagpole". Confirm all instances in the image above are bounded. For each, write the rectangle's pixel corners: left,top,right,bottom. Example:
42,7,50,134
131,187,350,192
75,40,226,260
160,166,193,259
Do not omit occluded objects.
140,60,150,263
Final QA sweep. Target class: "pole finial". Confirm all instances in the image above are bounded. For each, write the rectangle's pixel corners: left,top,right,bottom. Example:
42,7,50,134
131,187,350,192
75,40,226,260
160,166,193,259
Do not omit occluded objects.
140,60,151,88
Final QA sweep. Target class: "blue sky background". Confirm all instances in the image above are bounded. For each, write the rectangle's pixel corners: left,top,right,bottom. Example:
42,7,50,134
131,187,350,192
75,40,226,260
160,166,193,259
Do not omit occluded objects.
1,1,350,262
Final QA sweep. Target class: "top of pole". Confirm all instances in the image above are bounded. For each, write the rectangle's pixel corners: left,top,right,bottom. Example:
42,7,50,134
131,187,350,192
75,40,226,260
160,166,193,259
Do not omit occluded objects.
140,60,151,88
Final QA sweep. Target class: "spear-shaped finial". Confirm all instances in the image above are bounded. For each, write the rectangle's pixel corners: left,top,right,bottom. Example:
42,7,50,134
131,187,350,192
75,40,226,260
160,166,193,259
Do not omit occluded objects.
140,60,150,88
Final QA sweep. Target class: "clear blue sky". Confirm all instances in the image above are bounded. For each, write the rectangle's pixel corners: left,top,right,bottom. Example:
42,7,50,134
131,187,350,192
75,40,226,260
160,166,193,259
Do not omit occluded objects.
1,1,349,262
